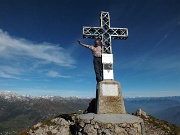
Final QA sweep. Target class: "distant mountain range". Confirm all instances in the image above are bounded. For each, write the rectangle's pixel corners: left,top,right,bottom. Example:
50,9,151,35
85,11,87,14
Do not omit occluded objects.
0,91,179,134
0,91,91,134
124,96,180,126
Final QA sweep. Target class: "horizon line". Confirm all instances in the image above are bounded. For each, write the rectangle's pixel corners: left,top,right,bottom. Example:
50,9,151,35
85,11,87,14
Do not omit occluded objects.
0,90,179,99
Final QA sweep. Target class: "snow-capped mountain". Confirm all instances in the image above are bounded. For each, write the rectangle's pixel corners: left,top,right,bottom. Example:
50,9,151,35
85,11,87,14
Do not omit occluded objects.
0,91,89,102
0,91,32,101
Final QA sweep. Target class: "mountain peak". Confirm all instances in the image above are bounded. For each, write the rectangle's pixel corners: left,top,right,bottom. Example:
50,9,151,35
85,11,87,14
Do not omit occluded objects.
0,91,30,101
0,91,91,102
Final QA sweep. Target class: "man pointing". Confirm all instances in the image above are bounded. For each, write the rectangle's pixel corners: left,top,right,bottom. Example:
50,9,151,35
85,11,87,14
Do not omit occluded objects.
78,39,104,83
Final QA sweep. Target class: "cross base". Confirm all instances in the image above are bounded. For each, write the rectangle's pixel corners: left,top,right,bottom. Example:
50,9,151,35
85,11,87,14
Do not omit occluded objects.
96,80,126,114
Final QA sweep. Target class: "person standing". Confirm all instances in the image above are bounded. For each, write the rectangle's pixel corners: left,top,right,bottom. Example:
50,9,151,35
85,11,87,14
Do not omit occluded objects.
78,39,104,83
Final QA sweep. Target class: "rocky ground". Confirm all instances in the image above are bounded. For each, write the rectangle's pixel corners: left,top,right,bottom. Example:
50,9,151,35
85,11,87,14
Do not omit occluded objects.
18,109,180,135
143,115,180,135
135,109,180,135
1,92,180,134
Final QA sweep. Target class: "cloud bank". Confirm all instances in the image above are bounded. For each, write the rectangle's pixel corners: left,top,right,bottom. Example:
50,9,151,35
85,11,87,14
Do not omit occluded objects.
0,29,75,66
46,71,71,78
0,29,75,79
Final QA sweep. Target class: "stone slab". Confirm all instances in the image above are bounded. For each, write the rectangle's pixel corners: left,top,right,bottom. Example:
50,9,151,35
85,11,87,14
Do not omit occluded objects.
77,113,145,135
77,113,143,124
77,113,94,120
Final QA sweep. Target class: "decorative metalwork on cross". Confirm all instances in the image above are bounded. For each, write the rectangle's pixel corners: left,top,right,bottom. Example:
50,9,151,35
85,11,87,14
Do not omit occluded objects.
83,11,128,80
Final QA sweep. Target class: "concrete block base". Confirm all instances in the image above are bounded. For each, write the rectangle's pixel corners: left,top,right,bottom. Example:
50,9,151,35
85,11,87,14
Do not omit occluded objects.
96,80,126,114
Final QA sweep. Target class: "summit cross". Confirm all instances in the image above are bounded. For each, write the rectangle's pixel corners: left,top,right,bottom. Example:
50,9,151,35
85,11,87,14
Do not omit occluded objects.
83,11,128,80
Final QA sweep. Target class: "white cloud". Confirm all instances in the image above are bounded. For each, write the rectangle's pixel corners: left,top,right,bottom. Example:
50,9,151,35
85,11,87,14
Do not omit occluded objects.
0,66,21,79
0,29,75,67
0,71,20,79
46,71,70,78
0,66,21,75
0,29,75,79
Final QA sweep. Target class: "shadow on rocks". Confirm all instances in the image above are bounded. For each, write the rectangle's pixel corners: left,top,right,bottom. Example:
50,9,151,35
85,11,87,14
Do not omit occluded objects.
86,98,96,113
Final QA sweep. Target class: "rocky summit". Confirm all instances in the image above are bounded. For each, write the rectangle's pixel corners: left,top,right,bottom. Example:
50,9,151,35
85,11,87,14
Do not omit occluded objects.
18,109,180,135
1,92,180,134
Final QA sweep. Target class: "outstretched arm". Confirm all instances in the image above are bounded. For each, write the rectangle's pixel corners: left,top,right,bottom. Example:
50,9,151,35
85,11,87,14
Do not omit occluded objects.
77,40,90,48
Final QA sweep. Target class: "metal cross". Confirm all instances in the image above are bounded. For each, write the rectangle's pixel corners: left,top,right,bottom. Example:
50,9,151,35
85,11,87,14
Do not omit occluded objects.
83,11,128,80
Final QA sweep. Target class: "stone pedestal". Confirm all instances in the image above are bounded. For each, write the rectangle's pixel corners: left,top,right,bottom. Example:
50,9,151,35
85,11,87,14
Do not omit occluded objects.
96,80,126,114
76,113,145,135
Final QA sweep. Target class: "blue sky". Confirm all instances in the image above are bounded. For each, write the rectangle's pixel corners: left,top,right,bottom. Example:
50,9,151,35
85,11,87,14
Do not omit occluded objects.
0,0,180,97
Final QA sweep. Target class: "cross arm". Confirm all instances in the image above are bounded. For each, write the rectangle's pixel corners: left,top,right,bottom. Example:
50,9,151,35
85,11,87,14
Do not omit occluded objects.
109,28,128,40
83,26,103,39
